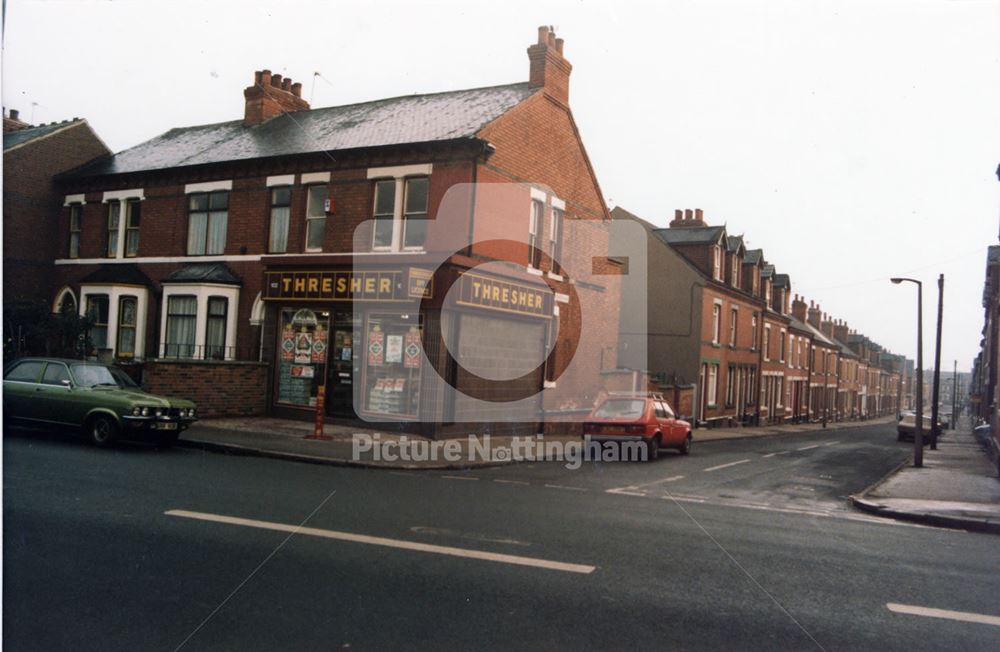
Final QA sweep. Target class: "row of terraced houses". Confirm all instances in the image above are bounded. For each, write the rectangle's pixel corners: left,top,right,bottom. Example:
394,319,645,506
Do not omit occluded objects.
3,26,913,436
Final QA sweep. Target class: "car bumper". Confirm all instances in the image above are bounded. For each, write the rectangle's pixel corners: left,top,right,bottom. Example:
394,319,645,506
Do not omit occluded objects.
122,416,197,432
582,434,647,443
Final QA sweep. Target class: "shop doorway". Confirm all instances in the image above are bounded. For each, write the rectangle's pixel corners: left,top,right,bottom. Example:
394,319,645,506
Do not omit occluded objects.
326,311,360,418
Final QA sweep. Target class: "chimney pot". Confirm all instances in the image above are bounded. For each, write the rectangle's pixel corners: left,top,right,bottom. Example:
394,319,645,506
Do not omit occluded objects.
9,109,19,120
282,78,292,91
547,26,556,46
537,25,549,44
260,69,272,87
291,82,303,98
674,209,682,221
271,74,283,88
695,208,704,221
555,38,564,54
684,209,693,220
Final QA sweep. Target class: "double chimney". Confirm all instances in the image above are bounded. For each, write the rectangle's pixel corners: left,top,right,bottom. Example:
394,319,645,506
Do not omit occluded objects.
243,70,310,127
528,25,573,106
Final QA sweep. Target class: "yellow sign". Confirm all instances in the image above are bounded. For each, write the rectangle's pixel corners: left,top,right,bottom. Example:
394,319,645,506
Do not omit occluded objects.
455,272,551,318
263,270,410,302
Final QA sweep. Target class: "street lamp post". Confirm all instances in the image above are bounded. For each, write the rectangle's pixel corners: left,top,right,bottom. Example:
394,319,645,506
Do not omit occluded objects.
891,277,923,467
930,274,944,450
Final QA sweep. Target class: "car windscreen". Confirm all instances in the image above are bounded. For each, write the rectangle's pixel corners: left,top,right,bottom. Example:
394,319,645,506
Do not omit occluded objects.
70,364,119,388
108,367,140,389
593,399,646,418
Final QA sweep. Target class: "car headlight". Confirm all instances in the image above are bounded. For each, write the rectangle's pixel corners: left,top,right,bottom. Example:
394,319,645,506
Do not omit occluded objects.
141,406,150,416
155,408,164,417
189,408,196,418
131,406,142,416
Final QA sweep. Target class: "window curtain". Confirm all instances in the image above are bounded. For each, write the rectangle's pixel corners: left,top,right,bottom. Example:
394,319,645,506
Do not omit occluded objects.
165,296,197,358
205,298,227,360
188,213,207,255
269,206,290,253
207,210,228,255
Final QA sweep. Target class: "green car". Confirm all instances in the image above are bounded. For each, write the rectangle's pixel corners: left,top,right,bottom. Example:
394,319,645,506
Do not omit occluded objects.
2,357,197,446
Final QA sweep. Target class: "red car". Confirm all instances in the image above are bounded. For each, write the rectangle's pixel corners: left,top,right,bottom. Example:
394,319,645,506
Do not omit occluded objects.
583,394,692,460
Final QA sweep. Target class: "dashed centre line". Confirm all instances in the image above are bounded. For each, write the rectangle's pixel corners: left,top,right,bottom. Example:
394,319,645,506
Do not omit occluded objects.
441,475,478,481
797,444,821,451
544,484,587,492
703,459,751,472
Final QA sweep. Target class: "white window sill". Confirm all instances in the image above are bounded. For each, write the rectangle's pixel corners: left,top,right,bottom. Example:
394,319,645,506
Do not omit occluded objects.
526,267,544,276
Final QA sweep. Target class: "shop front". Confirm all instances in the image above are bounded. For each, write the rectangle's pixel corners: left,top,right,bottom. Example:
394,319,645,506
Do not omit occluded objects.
261,263,554,437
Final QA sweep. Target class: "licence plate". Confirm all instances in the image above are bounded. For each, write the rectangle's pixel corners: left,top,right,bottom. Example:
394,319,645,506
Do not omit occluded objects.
154,422,178,430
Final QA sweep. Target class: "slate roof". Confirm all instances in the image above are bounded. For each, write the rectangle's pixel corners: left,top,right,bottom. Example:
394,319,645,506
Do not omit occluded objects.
162,262,241,285
761,264,775,278
773,273,790,288
79,264,153,287
744,249,763,265
70,83,536,177
988,245,1000,265
725,235,745,254
4,119,85,151
653,225,726,246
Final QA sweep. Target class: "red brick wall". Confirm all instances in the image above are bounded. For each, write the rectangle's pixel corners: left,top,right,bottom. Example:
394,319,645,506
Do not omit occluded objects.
3,122,109,300
143,360,268,417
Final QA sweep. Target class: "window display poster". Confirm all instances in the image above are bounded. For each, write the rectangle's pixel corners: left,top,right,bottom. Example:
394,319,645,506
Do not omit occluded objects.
312,325,327,363
368,325,384,366
281,325,296,361
404,328,421,369
386,334,403,364
295,330,313,364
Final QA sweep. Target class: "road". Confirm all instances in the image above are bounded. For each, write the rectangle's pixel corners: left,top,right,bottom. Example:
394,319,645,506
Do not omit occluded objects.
4,422,999,651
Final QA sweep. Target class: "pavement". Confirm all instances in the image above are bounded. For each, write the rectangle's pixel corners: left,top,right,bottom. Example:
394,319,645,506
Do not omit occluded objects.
851,420,1000,534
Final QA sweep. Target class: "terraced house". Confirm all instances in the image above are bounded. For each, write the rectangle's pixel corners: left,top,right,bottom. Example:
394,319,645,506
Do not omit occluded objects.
46,27,621,436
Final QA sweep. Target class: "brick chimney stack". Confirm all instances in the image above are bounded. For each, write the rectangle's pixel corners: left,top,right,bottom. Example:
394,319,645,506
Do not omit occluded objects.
668,208,708,228
3,107,31,132
834,320,849,343
528,25,573,106
807,301,822,329
244,69,310,127
792,294,808,323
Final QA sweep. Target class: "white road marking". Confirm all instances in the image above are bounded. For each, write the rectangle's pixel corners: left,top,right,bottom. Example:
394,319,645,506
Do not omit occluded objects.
637,475,685,488
822,441,840,446
605,486,648,497
703,459,751,472
544,484,587,492
441,475,478,481
166,509,595,574
409,526,531,547
886,603,1000,627
493,479,529,486
796,444,821,451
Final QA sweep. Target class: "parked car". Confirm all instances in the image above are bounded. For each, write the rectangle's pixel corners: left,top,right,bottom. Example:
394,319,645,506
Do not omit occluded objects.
896,411,944,442
2,357,197,446
582,393,692,460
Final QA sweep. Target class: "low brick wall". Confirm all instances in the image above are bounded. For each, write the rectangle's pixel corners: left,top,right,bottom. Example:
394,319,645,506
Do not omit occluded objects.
142,360,268,418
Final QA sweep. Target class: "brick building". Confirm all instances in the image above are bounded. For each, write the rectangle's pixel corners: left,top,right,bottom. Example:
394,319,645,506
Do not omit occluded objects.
49,27,621,433
971,245,1000,469
3,110,110,308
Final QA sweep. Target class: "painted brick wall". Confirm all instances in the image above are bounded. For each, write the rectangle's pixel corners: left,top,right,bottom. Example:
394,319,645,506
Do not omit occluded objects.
143,360,268,417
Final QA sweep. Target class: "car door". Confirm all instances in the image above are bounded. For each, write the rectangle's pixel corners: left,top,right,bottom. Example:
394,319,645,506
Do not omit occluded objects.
3,360,46,420
34,362,77,425
658,400,681,445
654,401,673,442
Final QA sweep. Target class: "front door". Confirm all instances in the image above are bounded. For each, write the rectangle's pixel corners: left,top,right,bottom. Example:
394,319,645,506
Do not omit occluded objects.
326,312,360,418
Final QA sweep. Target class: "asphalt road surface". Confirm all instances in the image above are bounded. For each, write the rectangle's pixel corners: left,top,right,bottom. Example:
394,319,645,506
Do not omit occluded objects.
4,422,999,651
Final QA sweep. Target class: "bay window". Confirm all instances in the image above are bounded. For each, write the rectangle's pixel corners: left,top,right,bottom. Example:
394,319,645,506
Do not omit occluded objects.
164,296,197,358
116,296,138,358
158,283,239,360
86,295,109,349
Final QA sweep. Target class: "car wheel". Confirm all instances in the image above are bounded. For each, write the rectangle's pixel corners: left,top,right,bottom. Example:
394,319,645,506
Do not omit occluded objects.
646,434,660,461
678,433,692,455
87,415,119,447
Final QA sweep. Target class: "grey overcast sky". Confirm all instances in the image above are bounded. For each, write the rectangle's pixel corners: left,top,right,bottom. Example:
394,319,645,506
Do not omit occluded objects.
3,0,998,371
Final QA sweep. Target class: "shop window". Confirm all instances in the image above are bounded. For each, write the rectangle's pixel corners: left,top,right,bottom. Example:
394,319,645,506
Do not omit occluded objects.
305,184,327,251
528,200,543,268
363,314,422,418
69,204,82,258
117,296,138,358
187,191,229,256
269,186,291,253
276,308,330,407
106,203,120,258
125,199,141,257
205,297,228,360
86,295,109,350
165,295,197,358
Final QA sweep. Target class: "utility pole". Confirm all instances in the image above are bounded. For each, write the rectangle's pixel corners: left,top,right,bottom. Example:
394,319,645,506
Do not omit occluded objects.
930,274,944,450
952,359,958,429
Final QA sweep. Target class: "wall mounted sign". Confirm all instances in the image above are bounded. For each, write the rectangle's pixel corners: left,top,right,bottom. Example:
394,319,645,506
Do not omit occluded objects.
263,270,431,302
454,272,552,318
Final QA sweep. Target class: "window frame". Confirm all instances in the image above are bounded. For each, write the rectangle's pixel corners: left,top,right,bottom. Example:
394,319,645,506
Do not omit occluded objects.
304,184,328,252
116,295,138,358
69,204,83,258
124,198,141,257
729,307,738,347
371,179,397,251
187,190,229,256
711,302,721,345
106,202,120,258
268,185,292,254
164,294,198,358
205,296,229,360
401,176,429,251
86,294,110,351
528,199,544,269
